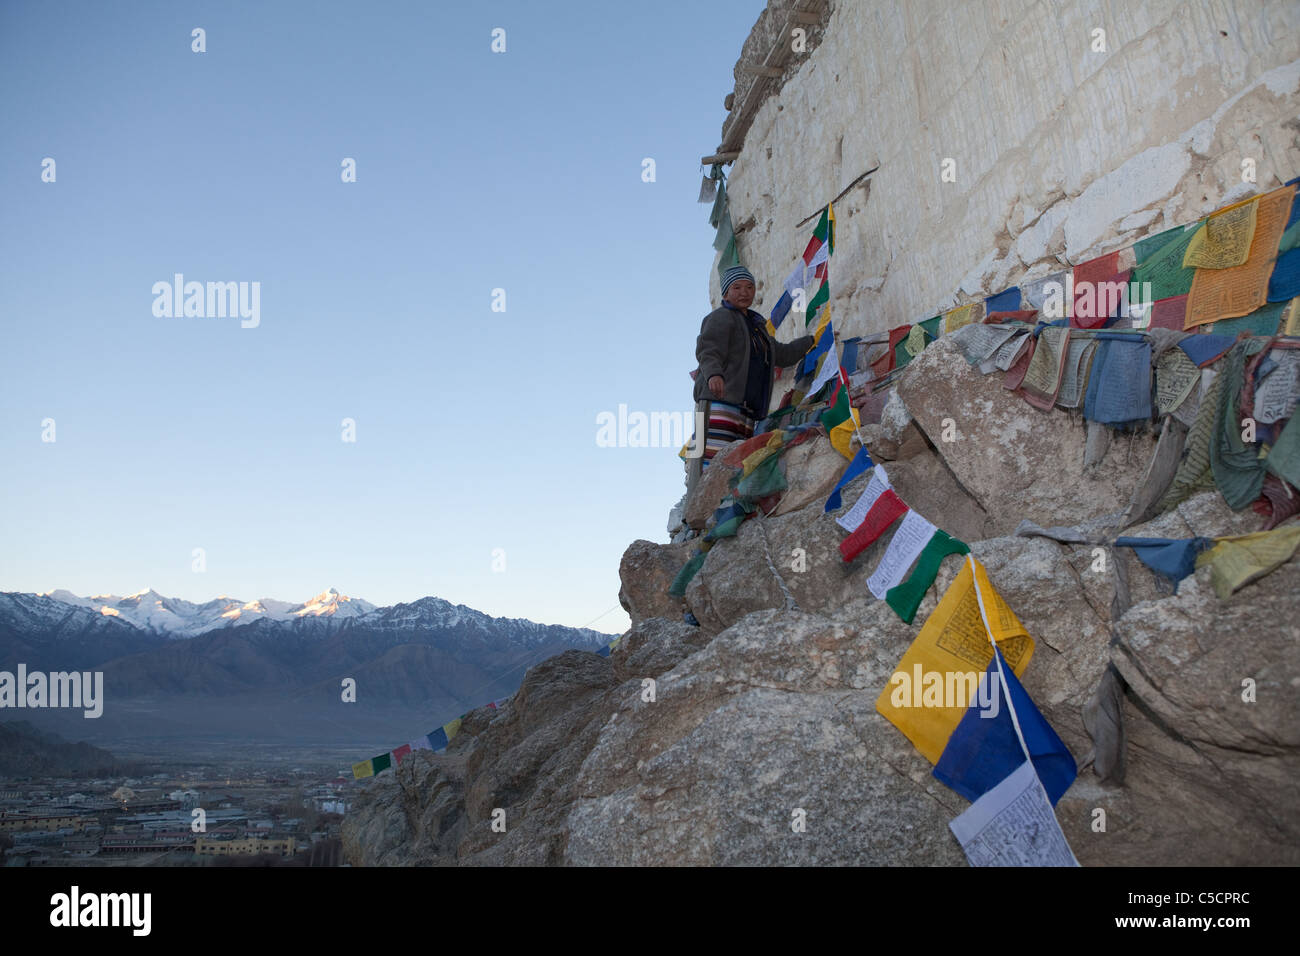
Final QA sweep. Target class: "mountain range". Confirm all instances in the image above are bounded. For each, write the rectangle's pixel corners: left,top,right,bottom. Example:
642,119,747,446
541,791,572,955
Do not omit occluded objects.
0,588,617,747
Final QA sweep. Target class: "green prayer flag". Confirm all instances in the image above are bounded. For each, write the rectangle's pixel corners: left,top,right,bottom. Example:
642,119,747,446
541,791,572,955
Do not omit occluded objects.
919,315,943,339
806,280,829,328
372,753,392,774
1133,224,1199,300
668,551,707,596
819,383,851,433
1211,300,1285,337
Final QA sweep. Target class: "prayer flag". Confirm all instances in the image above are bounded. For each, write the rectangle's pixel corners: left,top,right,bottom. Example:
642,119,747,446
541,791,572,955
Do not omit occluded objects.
984,287,1022,313
840,488,907,563
824,447,874,512
867,509,937,600
352,759,374,780
1182,195,1259,269
885,531,970,624
1186,185,1295,326
933,647,1077,806
875,558,1034,763
371,753,392,774
1114,537,1214,592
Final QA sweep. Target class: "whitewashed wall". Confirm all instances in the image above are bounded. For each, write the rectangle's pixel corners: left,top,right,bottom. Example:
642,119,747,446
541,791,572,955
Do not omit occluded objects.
713,0,1300,343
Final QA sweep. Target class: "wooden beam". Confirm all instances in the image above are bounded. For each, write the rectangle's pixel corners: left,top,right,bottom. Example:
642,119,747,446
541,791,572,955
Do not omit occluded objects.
794,165,879,227
700,151,741,166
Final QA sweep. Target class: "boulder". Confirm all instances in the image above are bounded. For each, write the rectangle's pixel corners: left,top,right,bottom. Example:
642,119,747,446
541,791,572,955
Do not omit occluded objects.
896,337,1158,532
618,538,690,624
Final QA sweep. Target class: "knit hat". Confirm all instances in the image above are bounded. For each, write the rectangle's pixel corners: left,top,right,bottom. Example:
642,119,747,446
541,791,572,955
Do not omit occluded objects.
720,265,755,298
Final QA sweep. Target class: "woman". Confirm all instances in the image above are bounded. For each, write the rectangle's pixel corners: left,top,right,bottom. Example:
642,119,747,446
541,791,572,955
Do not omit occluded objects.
690,266,815,469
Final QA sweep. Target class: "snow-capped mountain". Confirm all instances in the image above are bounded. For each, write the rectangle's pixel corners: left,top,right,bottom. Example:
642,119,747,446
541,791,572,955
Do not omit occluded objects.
31,587,378,638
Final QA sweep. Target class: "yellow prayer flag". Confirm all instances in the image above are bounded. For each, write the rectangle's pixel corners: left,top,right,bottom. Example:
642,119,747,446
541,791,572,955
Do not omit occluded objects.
742,434,784,476
1182,196,1259,270
352,760,374,780
1195,526,1300,600
905,324,928,357
443,717,463,742
1185,185,1295,327
875,558,1034,763
828,406,860,459
943,302,984,333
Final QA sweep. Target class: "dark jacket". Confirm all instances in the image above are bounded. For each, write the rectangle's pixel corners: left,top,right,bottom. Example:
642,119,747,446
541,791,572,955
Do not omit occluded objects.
693,305,814,413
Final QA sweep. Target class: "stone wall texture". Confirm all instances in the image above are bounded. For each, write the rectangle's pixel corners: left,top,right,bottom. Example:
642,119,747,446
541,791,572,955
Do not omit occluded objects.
714,0,1300,342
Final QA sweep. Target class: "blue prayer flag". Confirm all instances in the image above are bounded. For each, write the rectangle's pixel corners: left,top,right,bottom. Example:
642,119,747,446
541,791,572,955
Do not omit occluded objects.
1114,536,1213,591
1267,247,1300,303
770,291,793,329
984,287,1022,314
824,447,874,512
426,727,449,751
1177,334,1236,368
933,648,1077,807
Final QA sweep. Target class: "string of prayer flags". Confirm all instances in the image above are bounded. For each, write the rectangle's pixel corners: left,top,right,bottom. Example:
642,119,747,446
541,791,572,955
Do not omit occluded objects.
839,488,907,563
875,557,1033,763
885,531,970,624
866,508,937,600
1185,185,1295,327
1182,195,1259,269
933,647,1077,807
824,447,874,512
1082,332,1152,425
1194,525,1300,600
984,286,1022,314
1114,536,1214,592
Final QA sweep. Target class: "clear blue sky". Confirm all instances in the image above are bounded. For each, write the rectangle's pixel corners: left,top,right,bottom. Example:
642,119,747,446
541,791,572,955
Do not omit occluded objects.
0,0,763,634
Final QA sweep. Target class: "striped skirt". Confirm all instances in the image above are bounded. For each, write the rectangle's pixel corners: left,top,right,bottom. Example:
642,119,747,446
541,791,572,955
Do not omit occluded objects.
701,400,754,467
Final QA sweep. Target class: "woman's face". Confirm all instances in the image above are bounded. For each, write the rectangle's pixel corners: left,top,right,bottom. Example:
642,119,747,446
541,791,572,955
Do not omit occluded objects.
725,278,755,310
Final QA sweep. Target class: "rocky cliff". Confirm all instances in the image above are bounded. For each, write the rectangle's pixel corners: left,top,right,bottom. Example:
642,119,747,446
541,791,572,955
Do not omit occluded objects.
342,336,1298,865
341,0,1300,866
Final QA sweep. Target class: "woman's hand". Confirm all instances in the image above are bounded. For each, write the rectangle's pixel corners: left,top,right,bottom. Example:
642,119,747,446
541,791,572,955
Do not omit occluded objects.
708,375,725,398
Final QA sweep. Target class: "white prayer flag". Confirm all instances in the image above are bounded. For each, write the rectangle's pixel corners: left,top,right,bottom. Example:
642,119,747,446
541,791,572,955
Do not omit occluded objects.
866,509,937,599
836,466,891,533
